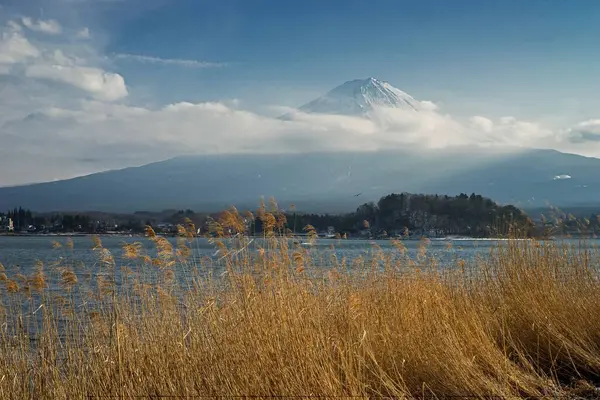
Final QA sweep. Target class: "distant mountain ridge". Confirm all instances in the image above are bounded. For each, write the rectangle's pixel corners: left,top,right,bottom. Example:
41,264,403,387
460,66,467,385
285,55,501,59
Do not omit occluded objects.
1,148,600,213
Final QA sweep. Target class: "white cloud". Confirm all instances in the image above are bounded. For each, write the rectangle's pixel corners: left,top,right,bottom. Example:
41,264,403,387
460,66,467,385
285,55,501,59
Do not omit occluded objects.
553,174,571,180
25,64,128,101
0,20,126,101
0,31,40,64
49,49,87,67
285,109,379,135
562,119,600,143
465,115,556,148
496,116,554,145
76,28,90,39
114,53,225,68
0,103,373,179
52,49,74,66
419,100,439,111
3,95,600,185
469,116,494,133
368,107,471,147
0,102,478,185
41,100,149,123
21,17,62,35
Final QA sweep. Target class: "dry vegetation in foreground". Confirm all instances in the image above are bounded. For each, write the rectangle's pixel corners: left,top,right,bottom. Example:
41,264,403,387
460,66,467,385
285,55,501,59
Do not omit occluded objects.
0,206,600,399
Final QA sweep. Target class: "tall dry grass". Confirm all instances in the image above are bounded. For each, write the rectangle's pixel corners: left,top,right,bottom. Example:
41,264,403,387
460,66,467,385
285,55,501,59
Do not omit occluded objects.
0,208,599,399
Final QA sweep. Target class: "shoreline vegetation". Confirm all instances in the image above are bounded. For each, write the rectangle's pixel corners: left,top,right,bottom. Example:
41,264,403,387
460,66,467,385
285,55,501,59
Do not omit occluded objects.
0,205,600,398
0,191,585,239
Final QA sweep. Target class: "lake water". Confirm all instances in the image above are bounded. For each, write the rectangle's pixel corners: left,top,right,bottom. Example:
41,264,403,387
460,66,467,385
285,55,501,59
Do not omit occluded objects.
0,235,596,340
0,235,591,275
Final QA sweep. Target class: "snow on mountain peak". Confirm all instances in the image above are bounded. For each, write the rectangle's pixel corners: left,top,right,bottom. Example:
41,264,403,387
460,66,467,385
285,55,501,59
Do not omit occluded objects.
298,77,422,116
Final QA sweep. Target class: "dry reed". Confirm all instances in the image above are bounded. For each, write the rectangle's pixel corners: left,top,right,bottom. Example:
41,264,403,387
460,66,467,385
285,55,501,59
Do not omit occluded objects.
0,208,599,399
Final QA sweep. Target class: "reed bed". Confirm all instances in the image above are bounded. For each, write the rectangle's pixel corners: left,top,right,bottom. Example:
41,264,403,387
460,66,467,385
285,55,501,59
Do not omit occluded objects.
0,208,600,399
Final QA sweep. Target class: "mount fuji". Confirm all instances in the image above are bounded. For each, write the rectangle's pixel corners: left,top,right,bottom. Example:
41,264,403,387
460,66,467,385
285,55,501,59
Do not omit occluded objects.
297,77,423,116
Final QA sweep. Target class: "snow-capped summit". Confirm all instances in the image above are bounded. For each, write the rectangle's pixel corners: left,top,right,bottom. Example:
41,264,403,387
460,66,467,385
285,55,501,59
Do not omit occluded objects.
298,77,422,116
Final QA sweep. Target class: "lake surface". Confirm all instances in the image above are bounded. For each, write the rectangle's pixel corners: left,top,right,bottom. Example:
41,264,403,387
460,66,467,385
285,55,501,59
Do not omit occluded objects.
0,235,597,340
0,235,592,275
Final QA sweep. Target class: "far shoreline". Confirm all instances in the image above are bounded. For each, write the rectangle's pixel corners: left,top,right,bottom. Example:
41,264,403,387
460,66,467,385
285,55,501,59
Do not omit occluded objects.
0,232,566,241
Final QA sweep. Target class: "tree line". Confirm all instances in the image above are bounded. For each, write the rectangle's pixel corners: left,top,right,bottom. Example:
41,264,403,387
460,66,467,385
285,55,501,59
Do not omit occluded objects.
539,209,600,237
284,193,535,238
2,192,535,237
0,208,209,234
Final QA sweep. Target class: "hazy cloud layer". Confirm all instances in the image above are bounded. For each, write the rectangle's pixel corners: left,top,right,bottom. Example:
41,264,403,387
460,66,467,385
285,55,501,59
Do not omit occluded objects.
0,31,40,64
76,27,90,39
21,18,62,35
469,116,494,133
0,97,565,185
25,64,128,101
114,53,225,68
563,119,600,143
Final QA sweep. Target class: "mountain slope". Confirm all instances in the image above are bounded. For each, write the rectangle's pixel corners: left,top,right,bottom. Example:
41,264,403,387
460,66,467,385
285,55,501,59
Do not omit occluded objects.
1,148,600,213
297,77,422,116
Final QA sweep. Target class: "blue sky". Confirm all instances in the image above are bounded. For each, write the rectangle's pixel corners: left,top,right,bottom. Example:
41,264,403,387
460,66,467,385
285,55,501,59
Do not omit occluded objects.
2,0,600,184
3,0,600,118
105,0,600,121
